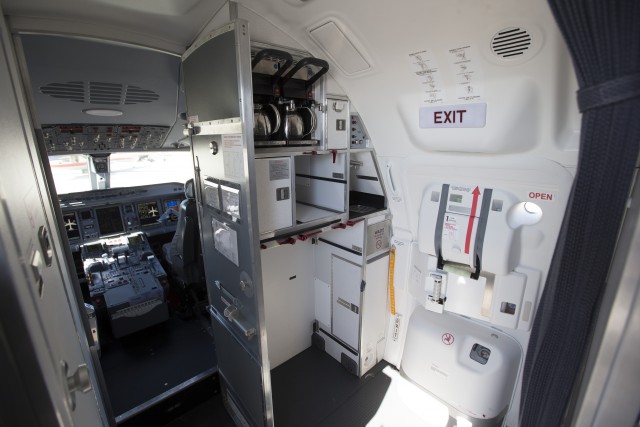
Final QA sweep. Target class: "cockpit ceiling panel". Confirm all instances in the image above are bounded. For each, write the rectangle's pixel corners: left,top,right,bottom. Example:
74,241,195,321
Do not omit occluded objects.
89,0,205,16
20,34,181,127
42,125,174,154
3,0,226,49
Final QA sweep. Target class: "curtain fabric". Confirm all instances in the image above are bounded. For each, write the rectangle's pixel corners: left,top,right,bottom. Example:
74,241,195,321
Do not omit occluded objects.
520,1,640,426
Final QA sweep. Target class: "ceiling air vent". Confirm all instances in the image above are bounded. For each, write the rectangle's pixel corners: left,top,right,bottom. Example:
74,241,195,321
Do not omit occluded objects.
40,81,160,105
40,81,84,102
88,81,122,104
491,27,532,59
124,85,160,104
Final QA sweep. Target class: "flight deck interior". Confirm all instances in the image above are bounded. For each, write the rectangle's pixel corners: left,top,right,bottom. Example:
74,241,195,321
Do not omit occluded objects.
0,0,638,427
59,181,217,421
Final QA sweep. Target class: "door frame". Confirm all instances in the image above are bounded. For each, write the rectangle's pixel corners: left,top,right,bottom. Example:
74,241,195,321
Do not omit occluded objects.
0,10,112,426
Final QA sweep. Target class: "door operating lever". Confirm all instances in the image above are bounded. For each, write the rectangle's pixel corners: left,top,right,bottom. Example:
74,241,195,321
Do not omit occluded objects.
208,304,257,340
60,360,92,411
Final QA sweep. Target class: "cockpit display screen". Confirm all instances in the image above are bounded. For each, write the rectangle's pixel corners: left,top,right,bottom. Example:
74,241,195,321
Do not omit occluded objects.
137,201,160,226
96,206,124,236
63,212,80,240
163,199,180,222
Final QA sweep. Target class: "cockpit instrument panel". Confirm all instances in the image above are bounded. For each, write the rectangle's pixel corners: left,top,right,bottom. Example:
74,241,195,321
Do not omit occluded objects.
96,206,124,236
137,201,160,226
59,183,186,250
163,199,180,222
63,212,80,240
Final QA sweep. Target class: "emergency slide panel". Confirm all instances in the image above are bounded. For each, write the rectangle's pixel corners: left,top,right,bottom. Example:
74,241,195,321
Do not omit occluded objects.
182,20,273,426
402,307,521,424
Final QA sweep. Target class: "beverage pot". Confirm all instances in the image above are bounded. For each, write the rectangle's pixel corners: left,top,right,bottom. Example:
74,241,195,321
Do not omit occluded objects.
253,103,280,138
283,101,317,140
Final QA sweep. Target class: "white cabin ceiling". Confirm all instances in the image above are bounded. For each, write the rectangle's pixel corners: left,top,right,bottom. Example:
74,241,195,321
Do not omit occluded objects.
2,0,579,164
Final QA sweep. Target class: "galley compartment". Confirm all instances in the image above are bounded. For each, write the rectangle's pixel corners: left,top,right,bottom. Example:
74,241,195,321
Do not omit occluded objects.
277,56,328,148
251,48,292,147
312,213,391,376
325,95,350,150
255,157,293,234
294,151,347,224
260,214,390,376
348,149,387,219
251,47,328,149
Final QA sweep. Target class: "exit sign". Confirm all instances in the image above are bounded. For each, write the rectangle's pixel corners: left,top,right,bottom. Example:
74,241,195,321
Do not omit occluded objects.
419,103,487,128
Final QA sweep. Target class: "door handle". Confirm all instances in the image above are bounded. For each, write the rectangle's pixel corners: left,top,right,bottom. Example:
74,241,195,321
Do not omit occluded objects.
386,163,402,201
30,249,44,297
223,305,257,339
208,304,256,340
37,226,53,266
60,360,92,411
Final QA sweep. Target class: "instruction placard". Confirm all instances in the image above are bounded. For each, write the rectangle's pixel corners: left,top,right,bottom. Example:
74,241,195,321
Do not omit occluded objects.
212,219,239,266
409,45,485,105
220,184,241,220
446,45,484,102
408,49,445,104
222,134,244,180
269,158,290,181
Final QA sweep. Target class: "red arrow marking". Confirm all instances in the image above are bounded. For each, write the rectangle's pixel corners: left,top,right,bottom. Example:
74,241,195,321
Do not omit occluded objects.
465,187,481,254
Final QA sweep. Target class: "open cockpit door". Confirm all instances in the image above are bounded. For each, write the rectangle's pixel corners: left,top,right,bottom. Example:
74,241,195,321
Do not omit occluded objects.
0,10,111,426
182,20,274,426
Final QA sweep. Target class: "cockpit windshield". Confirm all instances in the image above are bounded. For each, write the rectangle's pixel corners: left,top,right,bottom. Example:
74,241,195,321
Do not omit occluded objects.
49,151,193,194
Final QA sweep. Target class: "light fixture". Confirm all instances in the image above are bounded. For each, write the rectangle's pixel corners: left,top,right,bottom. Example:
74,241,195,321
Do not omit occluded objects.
308,20,372,75
82,108,124,117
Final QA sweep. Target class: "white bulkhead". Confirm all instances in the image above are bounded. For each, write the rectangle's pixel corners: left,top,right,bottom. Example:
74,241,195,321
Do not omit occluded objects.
0,0,638,426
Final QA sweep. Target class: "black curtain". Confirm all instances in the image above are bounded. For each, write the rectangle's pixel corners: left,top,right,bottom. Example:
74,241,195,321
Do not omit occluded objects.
520,1,640,426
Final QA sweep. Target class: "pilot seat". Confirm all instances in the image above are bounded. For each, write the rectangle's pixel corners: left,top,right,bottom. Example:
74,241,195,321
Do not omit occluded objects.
162,179,205,310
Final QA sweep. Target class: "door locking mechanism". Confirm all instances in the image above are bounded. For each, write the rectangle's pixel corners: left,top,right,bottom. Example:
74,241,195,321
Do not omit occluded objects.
60,360,92,410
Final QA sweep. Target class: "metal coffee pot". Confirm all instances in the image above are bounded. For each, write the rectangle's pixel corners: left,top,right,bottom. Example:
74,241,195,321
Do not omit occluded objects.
283,100,317,140
253,103,280,138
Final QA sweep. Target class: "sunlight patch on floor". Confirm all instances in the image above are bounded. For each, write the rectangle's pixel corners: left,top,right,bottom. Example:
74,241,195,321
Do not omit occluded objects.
367,366,450,427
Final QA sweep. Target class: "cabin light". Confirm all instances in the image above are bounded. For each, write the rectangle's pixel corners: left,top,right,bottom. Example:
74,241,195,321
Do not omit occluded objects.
83,108,124,117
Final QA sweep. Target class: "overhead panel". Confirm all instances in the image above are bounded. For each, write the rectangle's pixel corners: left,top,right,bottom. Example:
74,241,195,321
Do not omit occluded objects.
20,34,181,126
90,0,205,15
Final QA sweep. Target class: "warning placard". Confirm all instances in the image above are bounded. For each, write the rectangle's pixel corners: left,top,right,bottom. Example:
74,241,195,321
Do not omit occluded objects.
222,134,244,180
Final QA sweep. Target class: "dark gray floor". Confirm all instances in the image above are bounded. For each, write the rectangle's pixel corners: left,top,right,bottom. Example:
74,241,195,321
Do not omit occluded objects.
100,309,391,427
164,392,235,427
100,310,217,417
271,346,392,427
164,345,393,427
